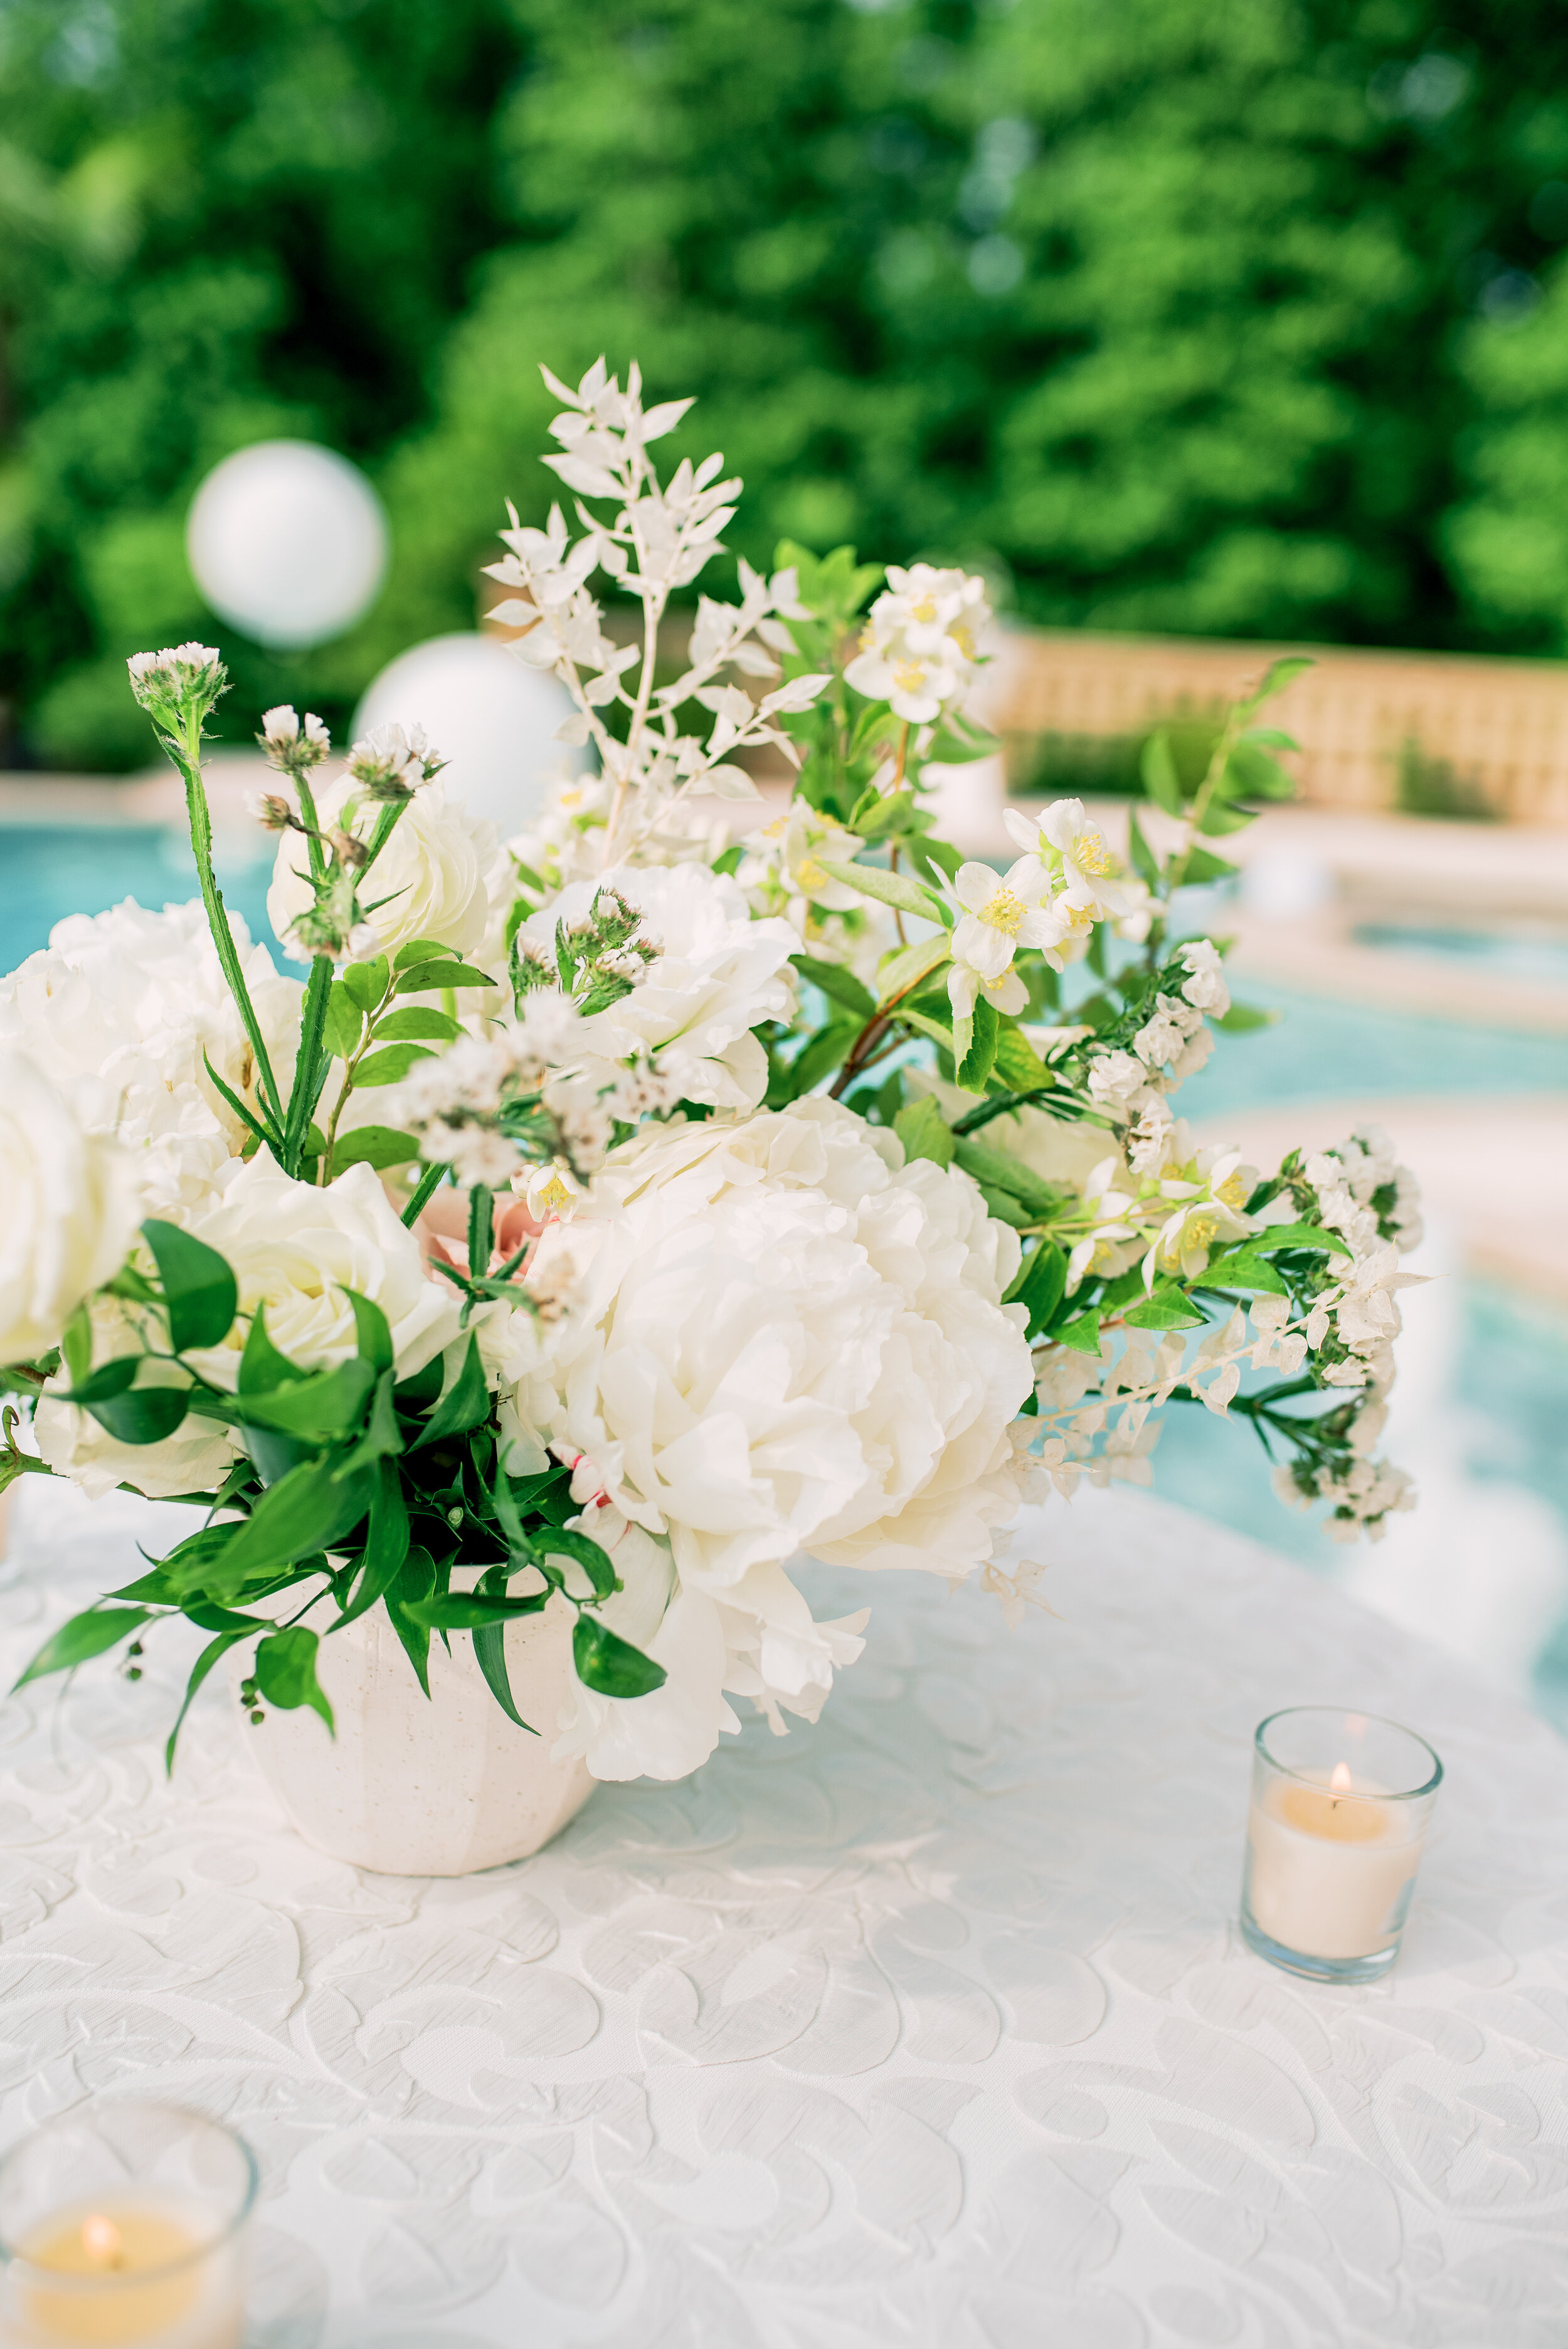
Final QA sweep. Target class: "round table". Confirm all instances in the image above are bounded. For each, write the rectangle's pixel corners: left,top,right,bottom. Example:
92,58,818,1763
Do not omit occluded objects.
2,1475,1565,2348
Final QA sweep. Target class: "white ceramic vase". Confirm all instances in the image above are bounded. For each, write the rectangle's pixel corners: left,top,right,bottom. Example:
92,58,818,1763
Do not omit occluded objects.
226,1583,595,1875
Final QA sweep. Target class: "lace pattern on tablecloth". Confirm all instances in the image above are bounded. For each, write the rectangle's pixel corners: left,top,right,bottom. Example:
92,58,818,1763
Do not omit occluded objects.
1,1476,1565,2348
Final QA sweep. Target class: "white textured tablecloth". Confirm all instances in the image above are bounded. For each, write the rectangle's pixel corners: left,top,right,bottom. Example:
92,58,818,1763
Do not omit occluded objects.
2,1475,1566,2349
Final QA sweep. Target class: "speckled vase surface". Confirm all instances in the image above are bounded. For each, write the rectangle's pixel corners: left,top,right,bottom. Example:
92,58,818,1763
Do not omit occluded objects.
227,1586,595,1876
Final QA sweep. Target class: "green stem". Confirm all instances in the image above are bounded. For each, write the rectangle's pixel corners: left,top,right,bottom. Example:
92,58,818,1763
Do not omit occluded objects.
173,722,285,1132
401,1162,448,1229
282,955,334,1177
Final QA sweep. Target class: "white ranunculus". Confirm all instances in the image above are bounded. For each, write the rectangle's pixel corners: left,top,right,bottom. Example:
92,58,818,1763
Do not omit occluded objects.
184,1159,462,1384
0,1053,142,1364
520,861,799,1110
0,901,302,1216
502,1098,1034,1593
268,777,497,963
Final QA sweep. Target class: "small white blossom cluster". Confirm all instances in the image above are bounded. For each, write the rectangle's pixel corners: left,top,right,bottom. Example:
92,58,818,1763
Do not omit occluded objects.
1086,938,1227,1117
125,643,223,713
844,564,990,724
481,358,829,859
1305,1127,1424,1255
392,995,587,1188
944,799,1155,1026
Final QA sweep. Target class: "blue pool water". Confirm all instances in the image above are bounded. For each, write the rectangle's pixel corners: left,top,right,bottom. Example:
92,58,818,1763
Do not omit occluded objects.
0,826,282,970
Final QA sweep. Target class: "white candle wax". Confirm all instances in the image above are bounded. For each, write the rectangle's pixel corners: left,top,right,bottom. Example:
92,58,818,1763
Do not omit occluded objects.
1,2198,244,2349
1244,1765,1424,1961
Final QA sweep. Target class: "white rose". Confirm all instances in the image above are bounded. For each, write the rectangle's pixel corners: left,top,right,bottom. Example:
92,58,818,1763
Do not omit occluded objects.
0,900,301,1216
268,778,497,963
521,861,799,1110
184,1159,463,1383
504,1097,1034,1591
0,1053,142,1363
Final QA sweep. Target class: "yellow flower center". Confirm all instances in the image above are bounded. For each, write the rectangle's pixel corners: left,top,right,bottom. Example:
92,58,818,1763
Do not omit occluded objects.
761,815,788,840
950,621,975,659
1181,1212,1219,1253
537,1174,573,1212
981,887,1024,935
982,970,1015,994
1216,1172,1249,1210
1063,901,1094,930
893,658,928,692
797,856,828,889
559,789,583,811
911,595,938,623
1075,829,1111,875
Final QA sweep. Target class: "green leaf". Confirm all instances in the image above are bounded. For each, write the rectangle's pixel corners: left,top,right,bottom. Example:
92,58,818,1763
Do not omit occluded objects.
238,1303,309,1395
956,995,999,1092
1195,800,1255,836
1242,655,1313,710
876,932,951,1009
1053,1308,1103,1357
1141,729,1184,814
976,1184,1034,1230
141,1219,238,1352
353,1042,437,1088
331,1471,413,1628
893,1095,955,1169
790,955,876,1019
1127,812,1160,886
87,1384,191,1445
1007,1239,1068,1339
411,1589,553,1629
165,1630,252,1773
253,1626,334,1731
897,1007,956,1057
991,1023,1051,1090
537,1527,618,1601
573,1615,667,1699
234,1357,376,1437
1222,741,1294,801
1181,844,1239,883
152,1520,241,1599
1197,1251,1288,1295
782,1019,860,1100
393,960,495,994
331,1125,422,1172
341,1290,393,1375
1214,1003,1276,1033
1254,1220,1353,1257
375,1006,464,1043
66,1355,140,1404
711,843,743,878
1123,1287,1209,1330
342,955,389,1011
322,983,362,1059
384,1547,436,1695
953,1138,1056,1216
212,1458,374,1593
61,1303,92,1389
13,1606,154,1689
851,786,916,839
814,857,947,925
393,936,457,971
473,1622,538,1733
411,1336,488,1448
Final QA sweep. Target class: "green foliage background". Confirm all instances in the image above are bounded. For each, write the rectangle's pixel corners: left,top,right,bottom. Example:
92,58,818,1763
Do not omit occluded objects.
5,0,1568,769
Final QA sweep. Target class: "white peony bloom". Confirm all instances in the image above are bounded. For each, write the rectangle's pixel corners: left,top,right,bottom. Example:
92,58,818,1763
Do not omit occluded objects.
268,776,496,963
520,861,799,1110
183,1159,463,1385
844,564,990,724
0,1053,142,1364
0,900,301,1216
502,1097,1034,1592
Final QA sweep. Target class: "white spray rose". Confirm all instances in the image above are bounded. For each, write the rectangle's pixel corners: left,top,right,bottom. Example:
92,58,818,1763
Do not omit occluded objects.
520,861,799,1110
268,777,497,963
0,901,301,1216
0,1053,142,1364
501,1097,1034,1593
184,1159,462,1384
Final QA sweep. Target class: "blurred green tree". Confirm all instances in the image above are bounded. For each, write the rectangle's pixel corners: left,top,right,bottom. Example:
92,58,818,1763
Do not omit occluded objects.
8,0,1568,769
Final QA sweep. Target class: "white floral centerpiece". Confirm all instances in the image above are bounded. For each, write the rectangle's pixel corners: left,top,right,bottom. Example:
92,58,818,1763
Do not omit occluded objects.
0,359,1420,1810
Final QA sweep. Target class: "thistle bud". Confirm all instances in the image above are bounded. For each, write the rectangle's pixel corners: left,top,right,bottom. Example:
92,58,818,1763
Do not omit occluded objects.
327,827,369,871
250,792,297,833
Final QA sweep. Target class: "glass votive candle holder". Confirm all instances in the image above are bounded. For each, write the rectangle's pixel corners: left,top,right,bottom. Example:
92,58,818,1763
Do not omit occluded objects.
0,2101,257,2348
1239,1706,1443,1985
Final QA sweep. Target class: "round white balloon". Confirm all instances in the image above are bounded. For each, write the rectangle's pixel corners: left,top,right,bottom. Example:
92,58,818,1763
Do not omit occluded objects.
187,440,388,649
352,633,584,836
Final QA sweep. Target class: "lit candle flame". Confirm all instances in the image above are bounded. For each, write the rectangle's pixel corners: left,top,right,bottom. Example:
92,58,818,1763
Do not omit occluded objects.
80,2215,122,2268
1330,1762,1354,1796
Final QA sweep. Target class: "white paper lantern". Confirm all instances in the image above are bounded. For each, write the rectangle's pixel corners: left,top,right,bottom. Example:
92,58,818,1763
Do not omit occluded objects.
187,440,388,649
352,633,585,835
